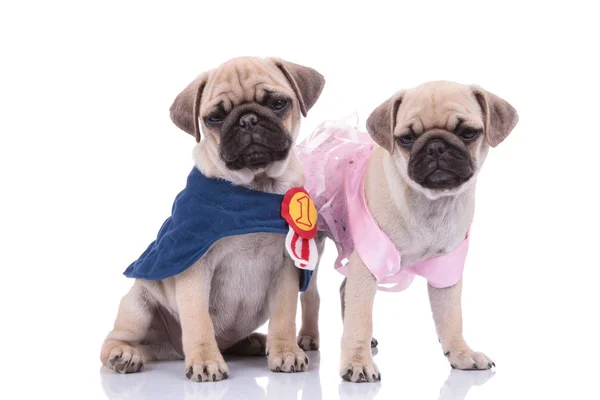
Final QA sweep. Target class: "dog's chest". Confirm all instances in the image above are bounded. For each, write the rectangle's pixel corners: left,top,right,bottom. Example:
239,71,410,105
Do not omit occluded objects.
199,233,287,346
211,233,286,278
397,213,469,269
210,233,286,300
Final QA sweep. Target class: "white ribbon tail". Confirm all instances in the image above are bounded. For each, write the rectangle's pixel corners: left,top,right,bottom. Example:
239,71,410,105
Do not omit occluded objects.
284,227,318,271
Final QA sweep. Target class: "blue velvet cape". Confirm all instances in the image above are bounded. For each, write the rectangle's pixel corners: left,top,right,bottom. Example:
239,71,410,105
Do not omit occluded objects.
123,167,312,291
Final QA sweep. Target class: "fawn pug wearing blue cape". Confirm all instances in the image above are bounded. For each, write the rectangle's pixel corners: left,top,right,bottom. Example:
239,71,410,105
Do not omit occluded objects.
100,57,325,381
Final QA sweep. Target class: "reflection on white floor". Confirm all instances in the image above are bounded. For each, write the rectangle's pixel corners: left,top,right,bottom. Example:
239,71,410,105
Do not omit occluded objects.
100,351,494,400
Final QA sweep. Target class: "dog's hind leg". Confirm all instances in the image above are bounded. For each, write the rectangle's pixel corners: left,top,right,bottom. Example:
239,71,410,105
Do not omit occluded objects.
223,332,267,356
297,235,325,351
100,281,154,373
137,302,184,362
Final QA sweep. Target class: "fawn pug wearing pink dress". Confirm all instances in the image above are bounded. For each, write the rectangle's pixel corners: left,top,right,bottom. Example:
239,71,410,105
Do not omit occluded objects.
296,81,519,382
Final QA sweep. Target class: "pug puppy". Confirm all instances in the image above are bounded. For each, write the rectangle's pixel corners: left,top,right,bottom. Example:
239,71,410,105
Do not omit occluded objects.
298,81,518,382
100,57,325,381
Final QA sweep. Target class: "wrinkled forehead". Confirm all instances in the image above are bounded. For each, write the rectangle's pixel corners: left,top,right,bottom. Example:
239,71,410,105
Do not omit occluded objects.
202,58,293,113
396,83,483,132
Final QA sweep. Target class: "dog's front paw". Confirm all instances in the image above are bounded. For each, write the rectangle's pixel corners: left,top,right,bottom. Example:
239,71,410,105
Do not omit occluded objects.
445,347,494,370
267,340,308,373
297,334,319,351
340,355,381,383
107,344,144,374
185,349,229,382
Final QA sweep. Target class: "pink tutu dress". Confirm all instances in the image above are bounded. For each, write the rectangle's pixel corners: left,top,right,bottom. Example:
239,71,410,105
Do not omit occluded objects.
296,119,470,292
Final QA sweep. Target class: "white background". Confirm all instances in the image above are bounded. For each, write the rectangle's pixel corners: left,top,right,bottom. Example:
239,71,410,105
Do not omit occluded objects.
1,1,599,399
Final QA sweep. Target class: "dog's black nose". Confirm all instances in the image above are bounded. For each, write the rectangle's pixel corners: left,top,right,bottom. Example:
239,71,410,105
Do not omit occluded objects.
426,140,447,157
239,113,258,129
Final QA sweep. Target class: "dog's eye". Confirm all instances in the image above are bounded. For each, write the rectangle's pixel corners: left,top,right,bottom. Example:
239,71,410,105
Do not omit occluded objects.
270,98,288,111
206,112,225,124
397,134,415,147
458,128,480,142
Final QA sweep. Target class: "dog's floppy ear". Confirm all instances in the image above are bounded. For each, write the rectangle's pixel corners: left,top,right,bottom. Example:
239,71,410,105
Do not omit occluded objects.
472,86,519,147
169,73,209,142
273,59,325,117
366,91,404,153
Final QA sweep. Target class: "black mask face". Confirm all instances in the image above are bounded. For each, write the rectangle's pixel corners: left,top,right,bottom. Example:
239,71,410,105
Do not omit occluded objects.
204,100,293,171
